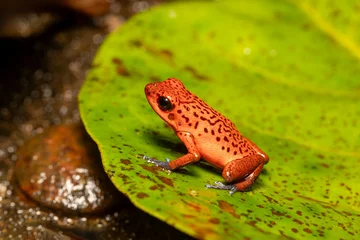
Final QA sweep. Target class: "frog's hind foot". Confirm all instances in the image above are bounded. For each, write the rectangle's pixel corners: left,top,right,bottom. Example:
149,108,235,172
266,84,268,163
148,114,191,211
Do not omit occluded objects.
205,181,238,195
143,156,172,171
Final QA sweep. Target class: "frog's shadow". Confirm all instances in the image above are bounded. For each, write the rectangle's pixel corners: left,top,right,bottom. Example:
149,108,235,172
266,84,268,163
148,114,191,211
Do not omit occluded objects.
143,129,187,154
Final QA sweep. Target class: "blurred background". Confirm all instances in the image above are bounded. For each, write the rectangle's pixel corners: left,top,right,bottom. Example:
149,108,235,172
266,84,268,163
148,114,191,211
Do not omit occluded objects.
0,0,192,239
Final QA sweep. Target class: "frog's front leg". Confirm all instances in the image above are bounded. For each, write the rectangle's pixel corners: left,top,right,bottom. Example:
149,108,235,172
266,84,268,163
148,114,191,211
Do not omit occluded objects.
207,154,265,194
145,131,201,171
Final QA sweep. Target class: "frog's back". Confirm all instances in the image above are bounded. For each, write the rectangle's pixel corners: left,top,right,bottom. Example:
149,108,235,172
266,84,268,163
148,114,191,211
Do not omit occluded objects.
175,91,263,168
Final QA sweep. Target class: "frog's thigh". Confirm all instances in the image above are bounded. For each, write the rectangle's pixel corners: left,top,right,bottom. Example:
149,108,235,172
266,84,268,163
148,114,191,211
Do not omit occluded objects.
234,164,264,192
222,154,263,183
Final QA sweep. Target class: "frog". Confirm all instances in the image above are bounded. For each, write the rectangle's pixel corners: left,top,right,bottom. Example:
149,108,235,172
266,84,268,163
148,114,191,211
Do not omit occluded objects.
143,78,269,194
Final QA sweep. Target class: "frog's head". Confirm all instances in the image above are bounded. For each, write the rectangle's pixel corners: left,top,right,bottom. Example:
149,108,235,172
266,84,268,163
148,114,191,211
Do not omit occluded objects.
145,78,188,129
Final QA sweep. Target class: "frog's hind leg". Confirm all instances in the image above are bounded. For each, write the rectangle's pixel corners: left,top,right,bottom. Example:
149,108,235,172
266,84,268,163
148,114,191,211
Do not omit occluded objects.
206,154,265,194
230,163,264,192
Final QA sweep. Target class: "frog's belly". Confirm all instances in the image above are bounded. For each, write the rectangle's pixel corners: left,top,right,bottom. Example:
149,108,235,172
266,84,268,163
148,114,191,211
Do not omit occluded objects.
195,139,240,169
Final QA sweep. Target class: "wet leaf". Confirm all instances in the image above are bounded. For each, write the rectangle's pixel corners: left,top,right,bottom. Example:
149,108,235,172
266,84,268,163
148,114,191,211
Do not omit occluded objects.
79,0,360,239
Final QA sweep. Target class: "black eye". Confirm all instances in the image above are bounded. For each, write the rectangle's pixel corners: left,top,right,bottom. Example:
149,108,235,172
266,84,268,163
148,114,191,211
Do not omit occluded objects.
157,96,174,111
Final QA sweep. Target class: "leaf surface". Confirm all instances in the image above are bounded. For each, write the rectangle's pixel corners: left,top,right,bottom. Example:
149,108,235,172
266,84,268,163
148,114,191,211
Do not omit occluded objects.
79,0,360,239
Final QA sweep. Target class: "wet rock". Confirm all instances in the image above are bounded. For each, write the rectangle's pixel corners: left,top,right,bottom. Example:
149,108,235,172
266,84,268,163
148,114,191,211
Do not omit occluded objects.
15,123,122,214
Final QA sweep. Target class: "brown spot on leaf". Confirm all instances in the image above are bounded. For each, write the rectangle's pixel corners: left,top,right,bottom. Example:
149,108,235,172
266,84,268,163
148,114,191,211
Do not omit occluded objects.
342,211,352,216
150,76,161,81
118,173,130,184
120,165,134,171
338,222,347,231
272,210,284,216
182,200,202,212
246,220,265,233
149,184,165,191
130,39,143,47
113,58,131,77
140,164,160,175
209,218,220,224
159,49,173,61
293,219,303,225
218,200,240,219
303,228,313,234
321,163,329,168
264,195,279,204
112,58,121,64
184,66,209,81
120,159,130,165
106,170,115,178
137,192,149,199
317,229,325,237
156,176,174,187
131,41,175,65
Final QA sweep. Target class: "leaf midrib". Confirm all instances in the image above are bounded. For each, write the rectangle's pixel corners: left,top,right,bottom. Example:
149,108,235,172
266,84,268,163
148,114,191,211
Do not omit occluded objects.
290,0,360,61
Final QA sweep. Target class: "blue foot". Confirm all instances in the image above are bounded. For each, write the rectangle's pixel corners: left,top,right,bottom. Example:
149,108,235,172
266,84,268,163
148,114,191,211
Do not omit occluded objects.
205,181,238,195
143,155,171,171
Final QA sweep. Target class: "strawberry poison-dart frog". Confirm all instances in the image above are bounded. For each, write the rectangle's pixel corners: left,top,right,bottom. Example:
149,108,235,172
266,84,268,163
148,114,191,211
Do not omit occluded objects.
144,78,269,194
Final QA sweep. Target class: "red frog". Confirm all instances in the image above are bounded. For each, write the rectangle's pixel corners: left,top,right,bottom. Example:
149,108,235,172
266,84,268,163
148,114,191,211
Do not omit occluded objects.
144,78,269,194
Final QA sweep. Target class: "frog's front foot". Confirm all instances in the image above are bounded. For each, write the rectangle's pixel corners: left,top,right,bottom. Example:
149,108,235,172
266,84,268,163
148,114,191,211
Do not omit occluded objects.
143,156,172,171
205,181,238,195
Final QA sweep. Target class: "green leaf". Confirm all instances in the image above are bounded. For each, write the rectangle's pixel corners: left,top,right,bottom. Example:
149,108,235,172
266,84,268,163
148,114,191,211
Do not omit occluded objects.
79,0,360,239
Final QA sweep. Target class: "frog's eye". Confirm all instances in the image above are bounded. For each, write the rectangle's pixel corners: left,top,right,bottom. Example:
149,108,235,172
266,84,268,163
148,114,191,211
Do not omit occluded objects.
157,96,174,111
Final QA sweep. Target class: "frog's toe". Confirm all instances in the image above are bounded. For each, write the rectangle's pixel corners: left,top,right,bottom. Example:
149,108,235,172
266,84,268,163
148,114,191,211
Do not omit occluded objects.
143,155,171,171
228,186,238,195
214,181,226,187
206,181,233,190
206,182,238,195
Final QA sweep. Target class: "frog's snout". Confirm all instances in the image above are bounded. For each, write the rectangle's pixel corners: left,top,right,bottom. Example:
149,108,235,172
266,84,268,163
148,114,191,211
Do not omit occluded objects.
145,83,153,96
145,82,159,96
